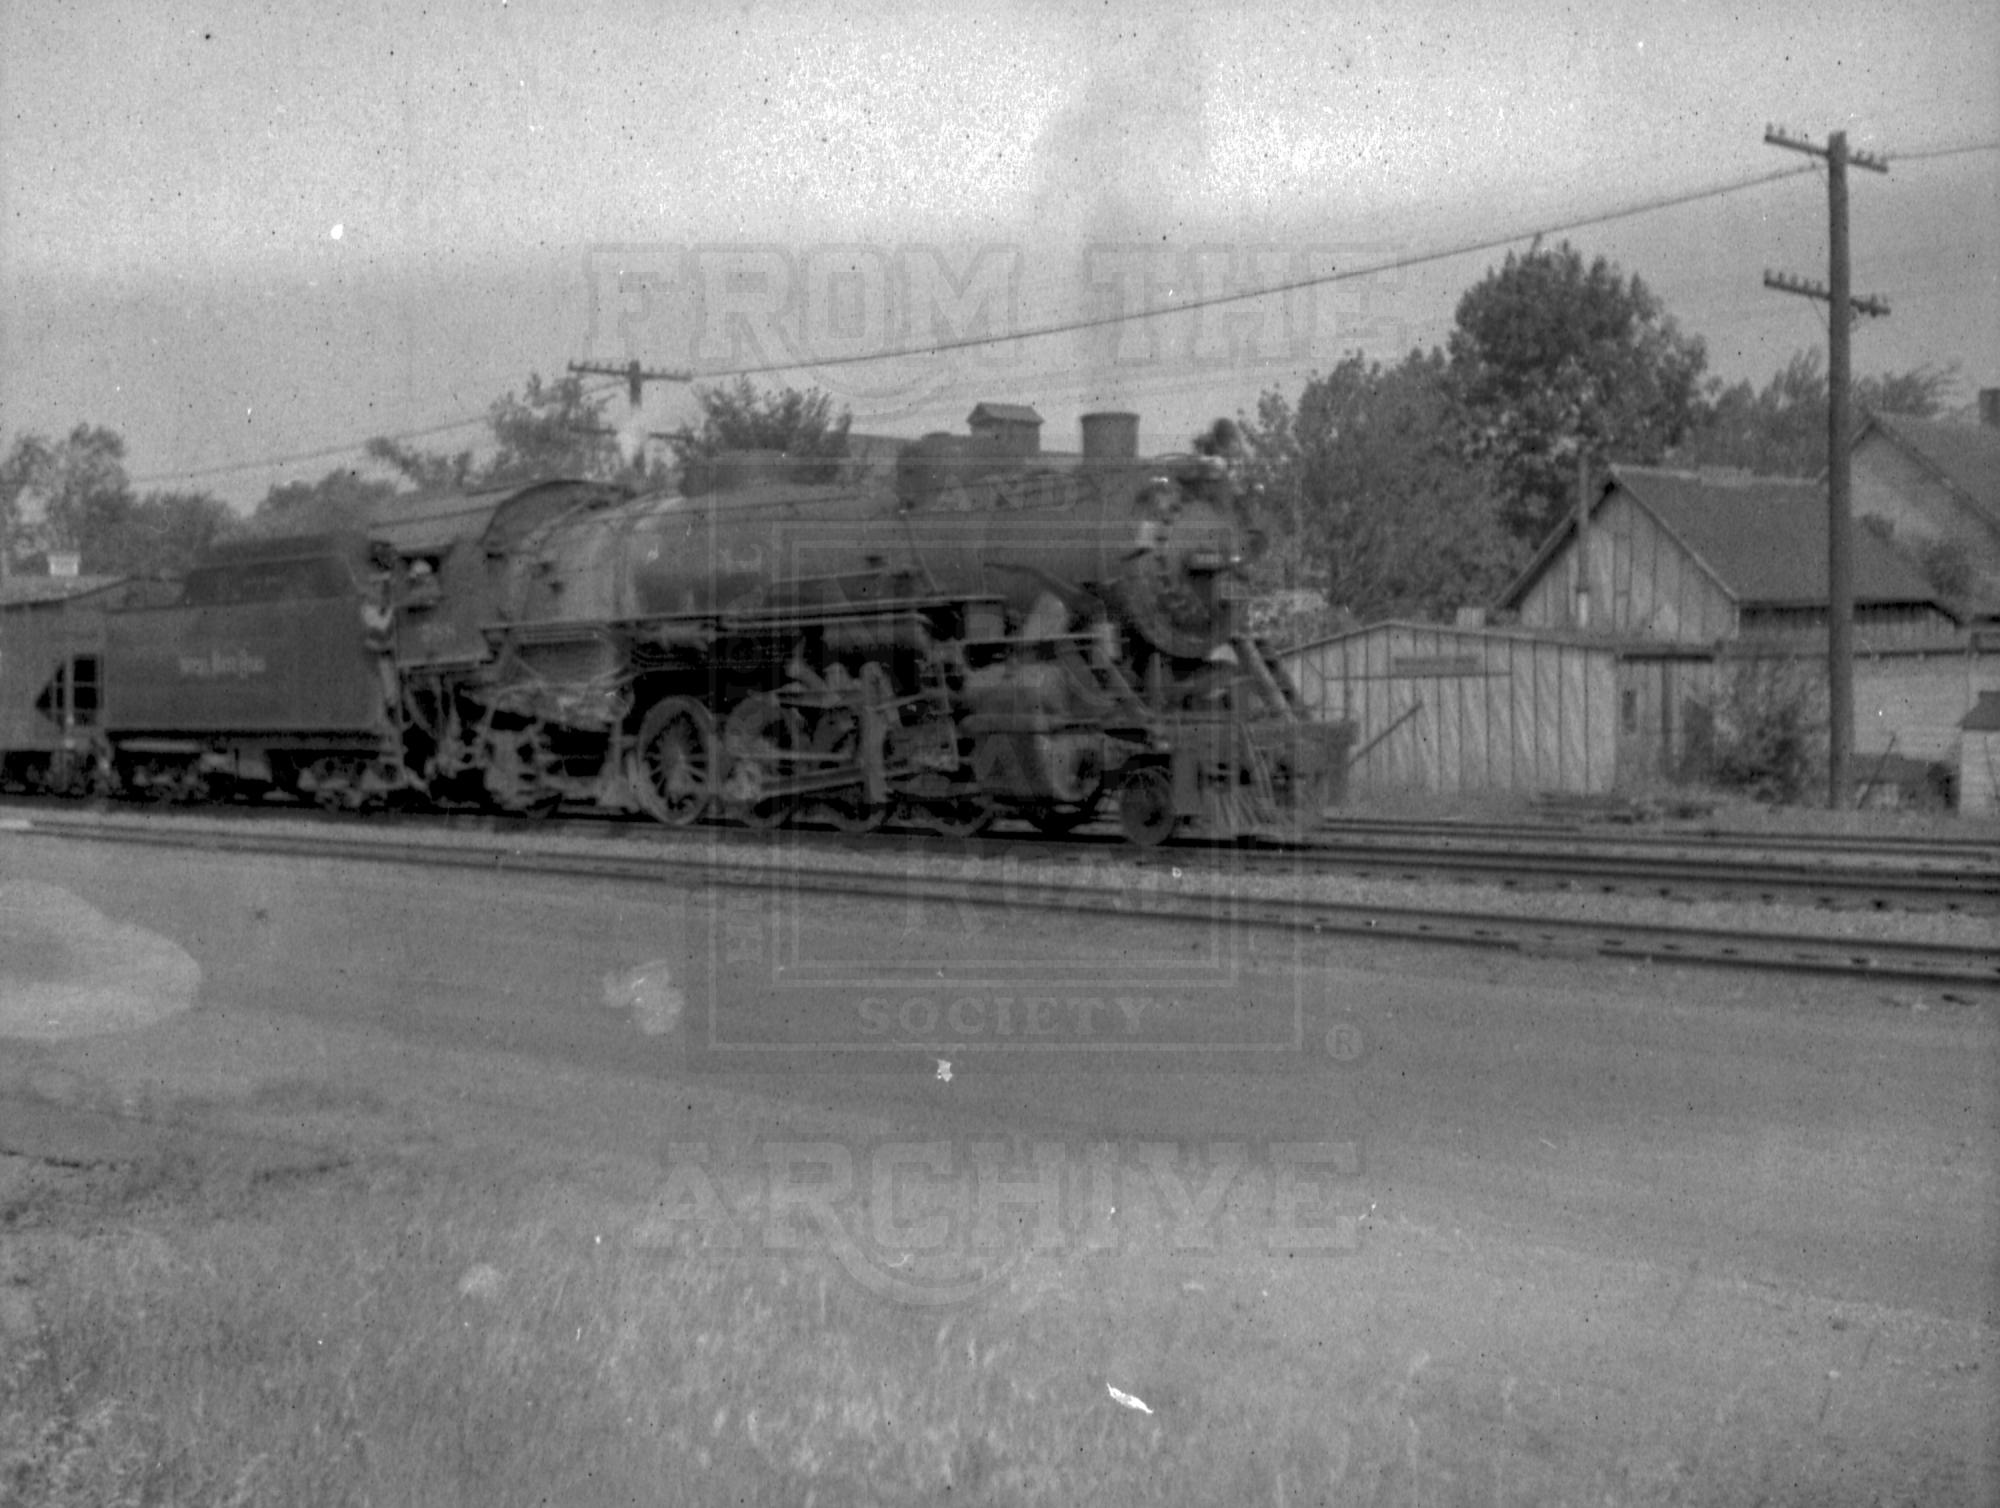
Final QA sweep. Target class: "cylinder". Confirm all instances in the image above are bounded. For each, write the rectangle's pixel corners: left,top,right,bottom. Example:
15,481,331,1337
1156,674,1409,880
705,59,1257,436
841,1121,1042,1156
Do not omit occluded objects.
1080,412,1139,462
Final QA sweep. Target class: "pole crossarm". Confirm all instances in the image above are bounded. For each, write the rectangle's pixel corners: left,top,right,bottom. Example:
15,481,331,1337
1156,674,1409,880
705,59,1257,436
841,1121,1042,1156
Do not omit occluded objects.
1764,125,1891,173
567,359,696,408
1761,270,1891,319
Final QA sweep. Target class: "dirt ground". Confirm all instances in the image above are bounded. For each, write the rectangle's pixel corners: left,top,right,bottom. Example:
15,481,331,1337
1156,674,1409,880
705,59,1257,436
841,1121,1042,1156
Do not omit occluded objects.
2,824,1996,1504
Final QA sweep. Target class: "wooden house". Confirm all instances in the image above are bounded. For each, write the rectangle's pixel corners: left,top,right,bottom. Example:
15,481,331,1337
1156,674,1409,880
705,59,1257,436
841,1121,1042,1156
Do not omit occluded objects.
1500,466,1958,648
1496,465,1993,804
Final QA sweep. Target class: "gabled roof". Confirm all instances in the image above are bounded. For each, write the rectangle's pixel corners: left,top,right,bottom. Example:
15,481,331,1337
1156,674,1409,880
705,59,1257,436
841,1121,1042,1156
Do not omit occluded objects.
1855,412,2000,537
966,403,1043,427
1499,465,1948,613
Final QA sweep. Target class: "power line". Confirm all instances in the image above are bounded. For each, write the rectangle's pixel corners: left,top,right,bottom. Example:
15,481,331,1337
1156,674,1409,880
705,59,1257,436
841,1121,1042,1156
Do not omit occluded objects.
127,377,626,487
125,159,1830,491
680,164,1825,383
1890,140,2000,163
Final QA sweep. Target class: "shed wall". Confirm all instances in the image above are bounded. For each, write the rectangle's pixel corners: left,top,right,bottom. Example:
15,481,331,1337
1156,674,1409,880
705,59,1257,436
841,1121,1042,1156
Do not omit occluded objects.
1285,626,1619,795
1851,651,1979,764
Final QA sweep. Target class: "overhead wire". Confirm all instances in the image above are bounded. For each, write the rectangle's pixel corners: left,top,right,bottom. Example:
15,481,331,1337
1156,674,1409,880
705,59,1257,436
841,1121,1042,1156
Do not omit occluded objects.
122,155,1953,490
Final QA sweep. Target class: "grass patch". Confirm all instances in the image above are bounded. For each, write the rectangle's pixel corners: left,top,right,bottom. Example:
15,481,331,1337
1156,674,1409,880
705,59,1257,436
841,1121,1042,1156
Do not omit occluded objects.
0,1144,1411,1507
2,1134,1979,1505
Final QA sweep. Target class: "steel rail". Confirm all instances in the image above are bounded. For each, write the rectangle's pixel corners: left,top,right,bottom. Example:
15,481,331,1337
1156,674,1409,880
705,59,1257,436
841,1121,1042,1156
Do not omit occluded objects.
1222,836,2000,913
1309,813,2000,861
6,792,1993,912
12,809,1997,990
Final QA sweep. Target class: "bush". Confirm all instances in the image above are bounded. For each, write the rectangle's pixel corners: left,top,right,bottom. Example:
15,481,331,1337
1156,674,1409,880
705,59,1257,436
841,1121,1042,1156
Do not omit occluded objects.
1697,657,1827,804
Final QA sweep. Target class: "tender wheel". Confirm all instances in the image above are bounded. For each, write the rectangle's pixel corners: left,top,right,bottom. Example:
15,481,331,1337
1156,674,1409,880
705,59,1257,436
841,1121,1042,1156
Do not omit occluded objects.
1116,766,1178,847
633,698,717,826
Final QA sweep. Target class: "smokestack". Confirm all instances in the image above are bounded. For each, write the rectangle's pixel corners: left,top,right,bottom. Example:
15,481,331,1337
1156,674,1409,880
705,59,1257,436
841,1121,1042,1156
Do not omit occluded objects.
1080,411,1139,462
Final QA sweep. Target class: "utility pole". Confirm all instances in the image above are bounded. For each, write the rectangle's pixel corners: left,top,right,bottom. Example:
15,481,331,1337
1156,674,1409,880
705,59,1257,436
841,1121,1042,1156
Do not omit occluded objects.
1763,125,1889,809
566,359,695,409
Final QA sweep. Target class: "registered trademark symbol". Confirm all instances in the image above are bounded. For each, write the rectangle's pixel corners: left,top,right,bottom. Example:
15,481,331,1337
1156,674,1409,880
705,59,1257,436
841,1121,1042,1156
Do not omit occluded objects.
1324,1022,1365,1062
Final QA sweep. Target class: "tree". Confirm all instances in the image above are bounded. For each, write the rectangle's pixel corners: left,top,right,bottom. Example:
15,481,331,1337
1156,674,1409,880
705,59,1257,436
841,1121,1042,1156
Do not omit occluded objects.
1448,242,1708,543
1239,350,1521,623
667,378,852,491
486,370,667,487
1675,349,1958,475
0,426,235,577
91,490,238,577
250,467,404,537
0,425,131,566
365,436,477,495
363,370,670,494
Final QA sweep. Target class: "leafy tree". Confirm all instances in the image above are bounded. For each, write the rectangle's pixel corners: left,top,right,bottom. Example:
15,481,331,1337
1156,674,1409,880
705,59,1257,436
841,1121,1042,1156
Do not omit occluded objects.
250,467,404,537
0,425,234,577
667,377,851,491
1675,349,1958,475
364,371,670,494
486,370,667,486
91,490,238,576
1448,242,1708,543
0,425,131,565
365,436,478,494
1239,350,1521,623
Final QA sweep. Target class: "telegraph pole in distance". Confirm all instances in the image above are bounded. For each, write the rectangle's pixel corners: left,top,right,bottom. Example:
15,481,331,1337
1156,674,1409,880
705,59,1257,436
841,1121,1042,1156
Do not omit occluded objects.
1763,125,1889,809
566,358,695,409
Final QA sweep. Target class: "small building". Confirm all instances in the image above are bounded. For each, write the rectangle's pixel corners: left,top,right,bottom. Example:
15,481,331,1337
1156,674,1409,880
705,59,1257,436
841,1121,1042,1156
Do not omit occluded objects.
1278,620,1707,796
1851,401,2000,612
1496,464,1993,806
966,403,1043,456
1500,466,1958,647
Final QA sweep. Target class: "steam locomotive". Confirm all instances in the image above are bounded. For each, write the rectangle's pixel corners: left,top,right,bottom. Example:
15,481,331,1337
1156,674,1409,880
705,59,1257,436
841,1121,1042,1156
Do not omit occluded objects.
0,409,1348,845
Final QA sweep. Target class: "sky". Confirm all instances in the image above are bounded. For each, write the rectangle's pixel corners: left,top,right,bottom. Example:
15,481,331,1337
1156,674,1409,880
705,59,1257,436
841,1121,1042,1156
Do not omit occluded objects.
2,0,1996,511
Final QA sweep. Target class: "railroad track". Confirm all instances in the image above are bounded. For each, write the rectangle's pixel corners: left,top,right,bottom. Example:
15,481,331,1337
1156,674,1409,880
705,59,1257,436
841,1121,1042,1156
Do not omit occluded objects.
1312,811,2000,861
6,790,1996,914
1271,822,2000,914
9,806,1997,991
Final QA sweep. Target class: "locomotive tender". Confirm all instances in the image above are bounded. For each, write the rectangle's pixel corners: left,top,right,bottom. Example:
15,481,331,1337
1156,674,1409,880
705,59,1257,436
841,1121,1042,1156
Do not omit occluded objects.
0,409,1348,845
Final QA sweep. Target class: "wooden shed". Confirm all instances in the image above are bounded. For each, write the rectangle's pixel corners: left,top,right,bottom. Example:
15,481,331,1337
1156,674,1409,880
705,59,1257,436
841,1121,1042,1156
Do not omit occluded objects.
1500,465,1959,646
1278,621,1711,796
1495,463,1996,807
